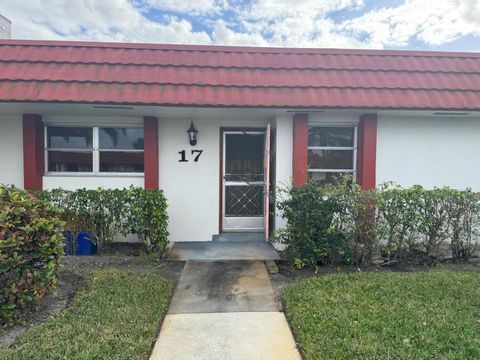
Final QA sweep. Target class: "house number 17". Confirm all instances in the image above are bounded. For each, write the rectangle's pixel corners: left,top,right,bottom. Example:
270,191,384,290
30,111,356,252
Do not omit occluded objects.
179,149,203,162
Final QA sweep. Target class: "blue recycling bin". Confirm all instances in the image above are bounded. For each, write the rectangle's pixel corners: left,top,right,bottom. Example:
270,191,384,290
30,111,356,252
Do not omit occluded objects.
64,231,97,255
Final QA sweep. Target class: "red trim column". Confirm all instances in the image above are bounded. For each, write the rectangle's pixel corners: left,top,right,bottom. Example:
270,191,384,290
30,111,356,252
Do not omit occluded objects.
144,116,159,189
23,114,44,190
292,113,309,187
356,114,377,190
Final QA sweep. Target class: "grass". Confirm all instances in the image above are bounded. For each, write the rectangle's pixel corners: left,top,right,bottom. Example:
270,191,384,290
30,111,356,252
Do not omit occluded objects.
283,266,480,360
0,269,174,360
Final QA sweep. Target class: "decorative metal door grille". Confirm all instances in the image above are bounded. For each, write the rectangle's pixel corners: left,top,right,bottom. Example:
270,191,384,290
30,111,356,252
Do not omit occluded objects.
225,183,264,217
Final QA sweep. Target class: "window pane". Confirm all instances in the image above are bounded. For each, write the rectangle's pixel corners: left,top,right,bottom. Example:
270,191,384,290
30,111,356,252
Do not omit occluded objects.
99,151,144,173
308,171,347,185
225,133,264,181
99,128,144,150
308,127,354,147
47,127,92,149
48,151,93,172
308,149,353,170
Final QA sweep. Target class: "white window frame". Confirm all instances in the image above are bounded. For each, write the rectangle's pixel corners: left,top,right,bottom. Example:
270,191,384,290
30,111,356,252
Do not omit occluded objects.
44,124,144,177
307,123,357,180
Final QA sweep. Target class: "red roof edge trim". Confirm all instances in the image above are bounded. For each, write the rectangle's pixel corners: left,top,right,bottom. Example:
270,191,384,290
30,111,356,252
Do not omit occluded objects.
1,39,480,58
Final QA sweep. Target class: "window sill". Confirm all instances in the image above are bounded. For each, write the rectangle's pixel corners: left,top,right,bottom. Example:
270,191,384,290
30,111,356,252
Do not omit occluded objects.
44,173,144,178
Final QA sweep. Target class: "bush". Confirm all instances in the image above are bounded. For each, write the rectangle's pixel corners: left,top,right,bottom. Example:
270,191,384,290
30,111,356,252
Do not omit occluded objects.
39,187,170,254
0,186,64,325
378,185,480,263
123,187,169,252
377,183,420,260
413,186,452,261
444,189,480,261
275,182,351,268
328,180,383,266
276,180,480,268
39,188,127,254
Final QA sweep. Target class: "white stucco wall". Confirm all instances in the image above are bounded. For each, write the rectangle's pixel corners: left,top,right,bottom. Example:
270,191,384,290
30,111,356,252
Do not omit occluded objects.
0,114,23,187
159,117,273,242
274,115,293,231
377,116,480,191
42,115,144,190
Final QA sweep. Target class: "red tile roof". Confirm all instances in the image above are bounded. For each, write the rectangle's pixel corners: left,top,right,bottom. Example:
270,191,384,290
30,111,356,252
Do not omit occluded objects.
0,39,479,110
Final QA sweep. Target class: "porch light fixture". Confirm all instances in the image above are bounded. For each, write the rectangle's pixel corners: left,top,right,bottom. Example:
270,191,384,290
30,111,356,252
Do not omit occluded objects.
187,121,198,146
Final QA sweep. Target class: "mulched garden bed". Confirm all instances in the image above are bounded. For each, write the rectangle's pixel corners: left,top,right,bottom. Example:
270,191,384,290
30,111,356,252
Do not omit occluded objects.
0,248,184,349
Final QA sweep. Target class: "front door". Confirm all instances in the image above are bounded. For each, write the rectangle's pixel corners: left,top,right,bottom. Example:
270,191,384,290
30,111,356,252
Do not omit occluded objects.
222,130,265,232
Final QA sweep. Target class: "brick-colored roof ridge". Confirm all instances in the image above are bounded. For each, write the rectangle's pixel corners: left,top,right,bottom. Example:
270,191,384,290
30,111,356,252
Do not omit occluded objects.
1,39,480,58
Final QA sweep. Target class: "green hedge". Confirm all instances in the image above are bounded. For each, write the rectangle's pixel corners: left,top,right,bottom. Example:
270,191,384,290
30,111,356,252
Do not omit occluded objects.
276,182,351,268
38,187,169,254
276,179,480,267
0,186,64,325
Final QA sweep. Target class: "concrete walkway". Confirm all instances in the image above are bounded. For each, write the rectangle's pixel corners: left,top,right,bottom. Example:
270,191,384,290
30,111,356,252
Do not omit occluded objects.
150,261,301,360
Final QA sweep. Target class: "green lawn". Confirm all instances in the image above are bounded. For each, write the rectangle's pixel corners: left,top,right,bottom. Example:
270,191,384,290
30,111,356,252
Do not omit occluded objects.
0,269,174,360
283,267,480,360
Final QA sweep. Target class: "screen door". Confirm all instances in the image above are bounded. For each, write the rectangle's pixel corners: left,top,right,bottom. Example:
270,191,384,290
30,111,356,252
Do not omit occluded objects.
223,131,265,231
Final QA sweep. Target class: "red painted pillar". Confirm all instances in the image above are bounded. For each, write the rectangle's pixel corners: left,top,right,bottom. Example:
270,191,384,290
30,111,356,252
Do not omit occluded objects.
292,113,309,187
356,114,377,190
144,116,159,189
23,114,44,190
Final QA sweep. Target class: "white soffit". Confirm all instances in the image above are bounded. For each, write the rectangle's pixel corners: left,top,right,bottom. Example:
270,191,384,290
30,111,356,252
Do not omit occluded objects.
0,102,479,119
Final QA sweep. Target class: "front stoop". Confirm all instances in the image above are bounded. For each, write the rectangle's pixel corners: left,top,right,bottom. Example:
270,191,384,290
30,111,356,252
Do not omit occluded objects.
150,260,300,360
167,241,280,261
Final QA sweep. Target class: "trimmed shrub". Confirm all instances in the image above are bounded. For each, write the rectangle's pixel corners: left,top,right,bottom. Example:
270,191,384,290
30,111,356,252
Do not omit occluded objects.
328,180,384,266
413,186,452,262
275,181,351,268
276,180,480,268
39,187,170,254
39,188,126,254
123,187,169,253
444,189,480,261
377,182,420,260
0,186,64,325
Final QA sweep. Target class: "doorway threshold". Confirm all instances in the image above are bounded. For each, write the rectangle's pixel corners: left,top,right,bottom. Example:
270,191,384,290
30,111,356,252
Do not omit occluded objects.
212,232,265,242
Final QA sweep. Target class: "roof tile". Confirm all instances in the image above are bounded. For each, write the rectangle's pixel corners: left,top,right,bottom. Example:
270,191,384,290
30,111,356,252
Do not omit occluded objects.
0,40,479,109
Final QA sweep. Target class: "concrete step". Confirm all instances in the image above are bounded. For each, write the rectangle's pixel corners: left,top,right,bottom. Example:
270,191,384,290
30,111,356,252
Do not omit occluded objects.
167,241,280,261
212,232,266,242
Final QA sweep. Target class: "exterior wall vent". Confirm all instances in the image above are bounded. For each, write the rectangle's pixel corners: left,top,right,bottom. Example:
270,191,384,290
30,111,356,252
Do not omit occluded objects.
92,105,134,110
286,109,325,113
433,112,470,116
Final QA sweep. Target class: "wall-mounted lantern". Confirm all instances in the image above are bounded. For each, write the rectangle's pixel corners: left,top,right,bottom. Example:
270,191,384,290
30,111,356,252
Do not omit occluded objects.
187,121,198,146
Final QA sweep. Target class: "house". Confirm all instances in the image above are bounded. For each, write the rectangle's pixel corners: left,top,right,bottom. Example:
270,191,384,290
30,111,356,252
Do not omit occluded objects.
0,39,479,243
